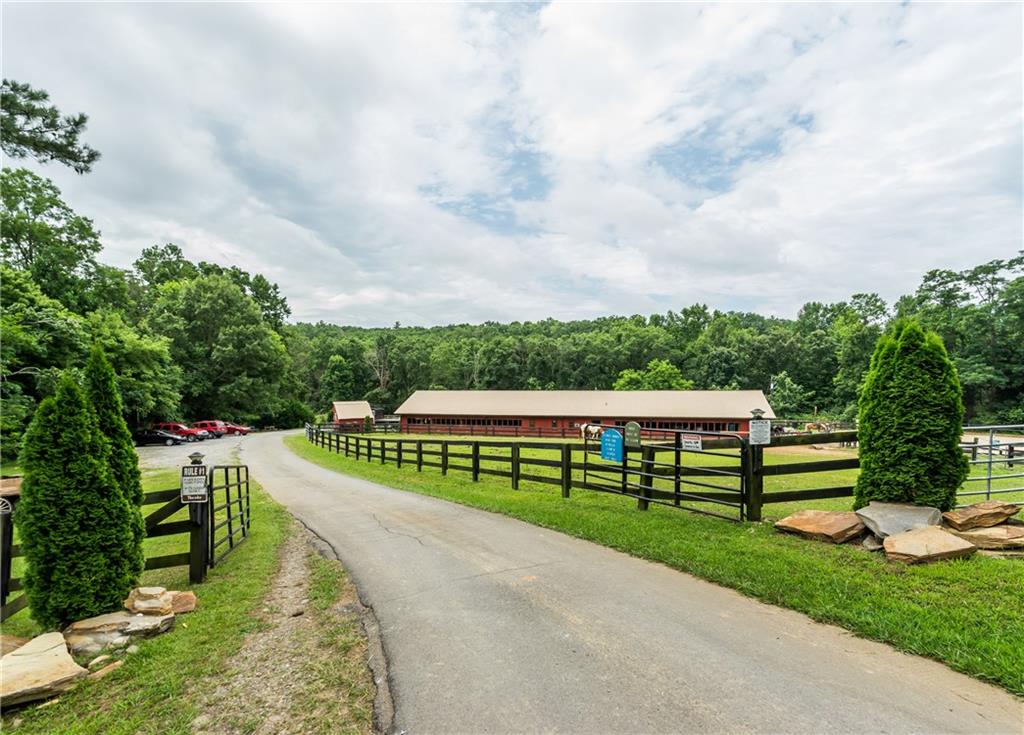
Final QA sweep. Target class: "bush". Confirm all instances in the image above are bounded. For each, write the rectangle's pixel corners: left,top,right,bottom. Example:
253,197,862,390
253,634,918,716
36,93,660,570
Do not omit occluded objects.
854,320,969,511
18,373,140,628
84,344,145,584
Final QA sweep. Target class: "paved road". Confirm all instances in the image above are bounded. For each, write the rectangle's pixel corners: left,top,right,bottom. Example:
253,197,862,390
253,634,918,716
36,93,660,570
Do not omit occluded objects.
213,432,1020,733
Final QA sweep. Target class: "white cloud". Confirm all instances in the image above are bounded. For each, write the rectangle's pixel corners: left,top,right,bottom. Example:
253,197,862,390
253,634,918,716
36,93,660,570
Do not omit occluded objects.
2,2,1020,326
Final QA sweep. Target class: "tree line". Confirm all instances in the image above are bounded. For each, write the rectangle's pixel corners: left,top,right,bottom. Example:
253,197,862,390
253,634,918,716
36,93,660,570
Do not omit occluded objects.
2,79,1022,462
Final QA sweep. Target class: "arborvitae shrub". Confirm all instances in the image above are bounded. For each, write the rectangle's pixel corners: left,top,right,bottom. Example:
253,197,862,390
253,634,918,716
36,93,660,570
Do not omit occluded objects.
18,373,139,628
854,320,968,511
85,344,145,584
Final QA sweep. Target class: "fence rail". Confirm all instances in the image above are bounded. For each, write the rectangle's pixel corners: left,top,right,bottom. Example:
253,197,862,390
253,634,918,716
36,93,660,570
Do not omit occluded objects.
0,464,252,622
306,423,1022,526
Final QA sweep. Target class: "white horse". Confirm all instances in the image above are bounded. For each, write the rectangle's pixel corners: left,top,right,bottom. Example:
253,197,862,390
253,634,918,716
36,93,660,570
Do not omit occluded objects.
580,423,604,440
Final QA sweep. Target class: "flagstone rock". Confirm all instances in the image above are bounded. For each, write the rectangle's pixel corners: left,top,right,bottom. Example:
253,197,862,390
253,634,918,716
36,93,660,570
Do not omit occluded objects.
64,611,175,657
124,586,174,616
169,590,198,614
883,526,977,564
947,524,1024,550
942,501,1020,531
0,632,88,706
855,502,941,538
774,510,865,543
862,534,884,552
88,660,123,680
1,634,31,656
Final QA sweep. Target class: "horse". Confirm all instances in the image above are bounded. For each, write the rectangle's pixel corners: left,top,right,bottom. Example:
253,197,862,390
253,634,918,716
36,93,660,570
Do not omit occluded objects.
580,423,604,440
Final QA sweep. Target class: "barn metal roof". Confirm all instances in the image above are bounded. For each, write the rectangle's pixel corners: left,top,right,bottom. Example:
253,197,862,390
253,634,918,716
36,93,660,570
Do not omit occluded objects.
394,390,775,419
332,400,374,421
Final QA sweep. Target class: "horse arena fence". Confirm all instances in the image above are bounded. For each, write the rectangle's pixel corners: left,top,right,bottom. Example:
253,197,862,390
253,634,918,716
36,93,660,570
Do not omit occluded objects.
305,423,1022,526
0,465,252,623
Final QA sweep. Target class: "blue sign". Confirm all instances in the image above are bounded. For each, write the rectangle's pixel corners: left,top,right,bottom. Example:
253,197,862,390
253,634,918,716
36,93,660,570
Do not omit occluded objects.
600,429,624,462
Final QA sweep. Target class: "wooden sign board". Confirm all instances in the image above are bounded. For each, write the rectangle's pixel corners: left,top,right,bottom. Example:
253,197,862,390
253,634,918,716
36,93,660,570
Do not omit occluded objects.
180,464,208,503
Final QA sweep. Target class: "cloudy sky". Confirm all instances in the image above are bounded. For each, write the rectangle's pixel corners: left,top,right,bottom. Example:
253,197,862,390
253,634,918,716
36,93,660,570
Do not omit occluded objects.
3,2,1021,326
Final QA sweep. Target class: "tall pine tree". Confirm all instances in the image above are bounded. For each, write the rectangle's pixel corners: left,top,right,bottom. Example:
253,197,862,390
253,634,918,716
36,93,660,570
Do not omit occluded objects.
18,373,138,628
85,344,145,584
854,320,969,511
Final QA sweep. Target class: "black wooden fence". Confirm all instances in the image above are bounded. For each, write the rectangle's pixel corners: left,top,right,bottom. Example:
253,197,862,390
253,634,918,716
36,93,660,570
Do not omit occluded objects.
0,465,251,622
305,425,865,523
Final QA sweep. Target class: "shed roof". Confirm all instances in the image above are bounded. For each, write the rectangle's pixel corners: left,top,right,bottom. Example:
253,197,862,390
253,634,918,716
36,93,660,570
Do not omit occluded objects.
394,390,775,420
332,400,374,421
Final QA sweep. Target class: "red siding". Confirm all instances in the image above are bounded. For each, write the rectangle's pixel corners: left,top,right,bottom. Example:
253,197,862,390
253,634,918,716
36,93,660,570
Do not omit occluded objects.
400,415,751,437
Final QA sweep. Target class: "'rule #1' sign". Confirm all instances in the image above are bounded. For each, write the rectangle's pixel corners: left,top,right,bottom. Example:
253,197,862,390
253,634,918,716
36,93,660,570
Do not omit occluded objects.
180,464,208,503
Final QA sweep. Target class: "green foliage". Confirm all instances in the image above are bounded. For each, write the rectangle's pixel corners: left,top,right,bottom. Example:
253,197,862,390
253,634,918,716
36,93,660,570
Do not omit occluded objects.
613,359,693,390
0,167,103,309
149,274,287,421
364,415,373,432
854,321,969,511
319,355,355,407
0,80,100,174
18,373,139,628
84,344,145,582
768,371,811,417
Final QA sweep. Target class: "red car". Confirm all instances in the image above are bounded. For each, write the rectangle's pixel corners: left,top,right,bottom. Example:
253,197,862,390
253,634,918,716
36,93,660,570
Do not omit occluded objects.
193,420,228,438
222,422,251,436
151,422,206,442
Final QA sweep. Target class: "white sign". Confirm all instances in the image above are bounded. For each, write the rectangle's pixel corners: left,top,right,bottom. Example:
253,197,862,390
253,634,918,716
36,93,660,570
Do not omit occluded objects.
682,436,702,452
180,464,208,503
749,419,772,446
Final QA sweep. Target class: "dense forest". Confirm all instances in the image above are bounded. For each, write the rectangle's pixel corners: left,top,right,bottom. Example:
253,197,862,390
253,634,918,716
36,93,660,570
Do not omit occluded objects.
2,80,1023,460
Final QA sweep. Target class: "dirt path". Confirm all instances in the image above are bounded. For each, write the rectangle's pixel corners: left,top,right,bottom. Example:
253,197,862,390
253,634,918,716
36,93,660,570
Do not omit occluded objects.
191,523,377,735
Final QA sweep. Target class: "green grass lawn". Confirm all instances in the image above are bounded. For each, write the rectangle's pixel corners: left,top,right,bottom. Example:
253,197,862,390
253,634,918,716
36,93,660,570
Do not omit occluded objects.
288,433,1024,697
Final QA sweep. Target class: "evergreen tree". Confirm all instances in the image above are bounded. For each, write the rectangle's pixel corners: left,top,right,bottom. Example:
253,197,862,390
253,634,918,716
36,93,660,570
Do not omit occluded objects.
84,344,145,583
18,373,138,628
854,320,969,510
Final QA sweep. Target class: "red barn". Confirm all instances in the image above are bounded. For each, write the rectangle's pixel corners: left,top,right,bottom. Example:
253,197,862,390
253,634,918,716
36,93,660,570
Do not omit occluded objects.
331,400,374,431
394,390,775,437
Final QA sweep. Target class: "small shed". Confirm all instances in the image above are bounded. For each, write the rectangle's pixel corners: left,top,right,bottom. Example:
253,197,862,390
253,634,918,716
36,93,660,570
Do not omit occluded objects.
331,400,374,431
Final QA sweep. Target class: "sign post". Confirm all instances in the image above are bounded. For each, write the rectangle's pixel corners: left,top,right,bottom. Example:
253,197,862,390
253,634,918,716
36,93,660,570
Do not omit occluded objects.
182,453,209,583
600,429,624,463
748,408,771,447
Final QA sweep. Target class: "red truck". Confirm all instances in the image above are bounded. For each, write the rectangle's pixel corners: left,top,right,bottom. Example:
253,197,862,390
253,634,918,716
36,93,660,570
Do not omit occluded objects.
151,422,207,442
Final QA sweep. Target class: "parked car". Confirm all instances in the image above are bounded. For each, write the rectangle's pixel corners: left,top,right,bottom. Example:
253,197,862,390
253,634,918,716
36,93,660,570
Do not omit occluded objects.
151,422,206,442
193,420,228,438
134,429,185,447
221,422,251,436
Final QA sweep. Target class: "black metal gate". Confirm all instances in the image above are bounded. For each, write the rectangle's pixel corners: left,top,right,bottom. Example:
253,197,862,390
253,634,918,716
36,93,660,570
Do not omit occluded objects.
582,428,748,521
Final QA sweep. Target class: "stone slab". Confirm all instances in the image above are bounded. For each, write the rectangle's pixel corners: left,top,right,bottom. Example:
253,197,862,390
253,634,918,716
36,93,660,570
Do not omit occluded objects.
64,611,174,657
855,502,941,538
169,591,198,614
947,525,1024,550
883,526,977,564
775,510,865,543
0,632,88,706
942,501,1020,531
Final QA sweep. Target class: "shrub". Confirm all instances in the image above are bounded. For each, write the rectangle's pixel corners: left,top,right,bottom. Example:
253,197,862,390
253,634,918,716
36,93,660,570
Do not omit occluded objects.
854,320,969,511
84,344,145,584
18,373,140,628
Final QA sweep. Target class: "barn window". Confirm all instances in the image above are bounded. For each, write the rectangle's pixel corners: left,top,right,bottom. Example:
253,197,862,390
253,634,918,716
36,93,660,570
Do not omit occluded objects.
551,420,558,428
727,423,738,432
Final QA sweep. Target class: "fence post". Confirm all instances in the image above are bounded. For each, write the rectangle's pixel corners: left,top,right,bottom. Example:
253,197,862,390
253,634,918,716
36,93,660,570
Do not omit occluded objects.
442,442,449,475
1008,443,1015,470
417,441,423,472
673,432,682,506
561,444,572,498
746,442,764,522
396,440,403,469
511,444,520,489
355,437,361,461
637,445,654,511
970,436,978,461
380,439,386,465
345,434,350,457
189,472,212,583
472,442,480,482
0,497,15,606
